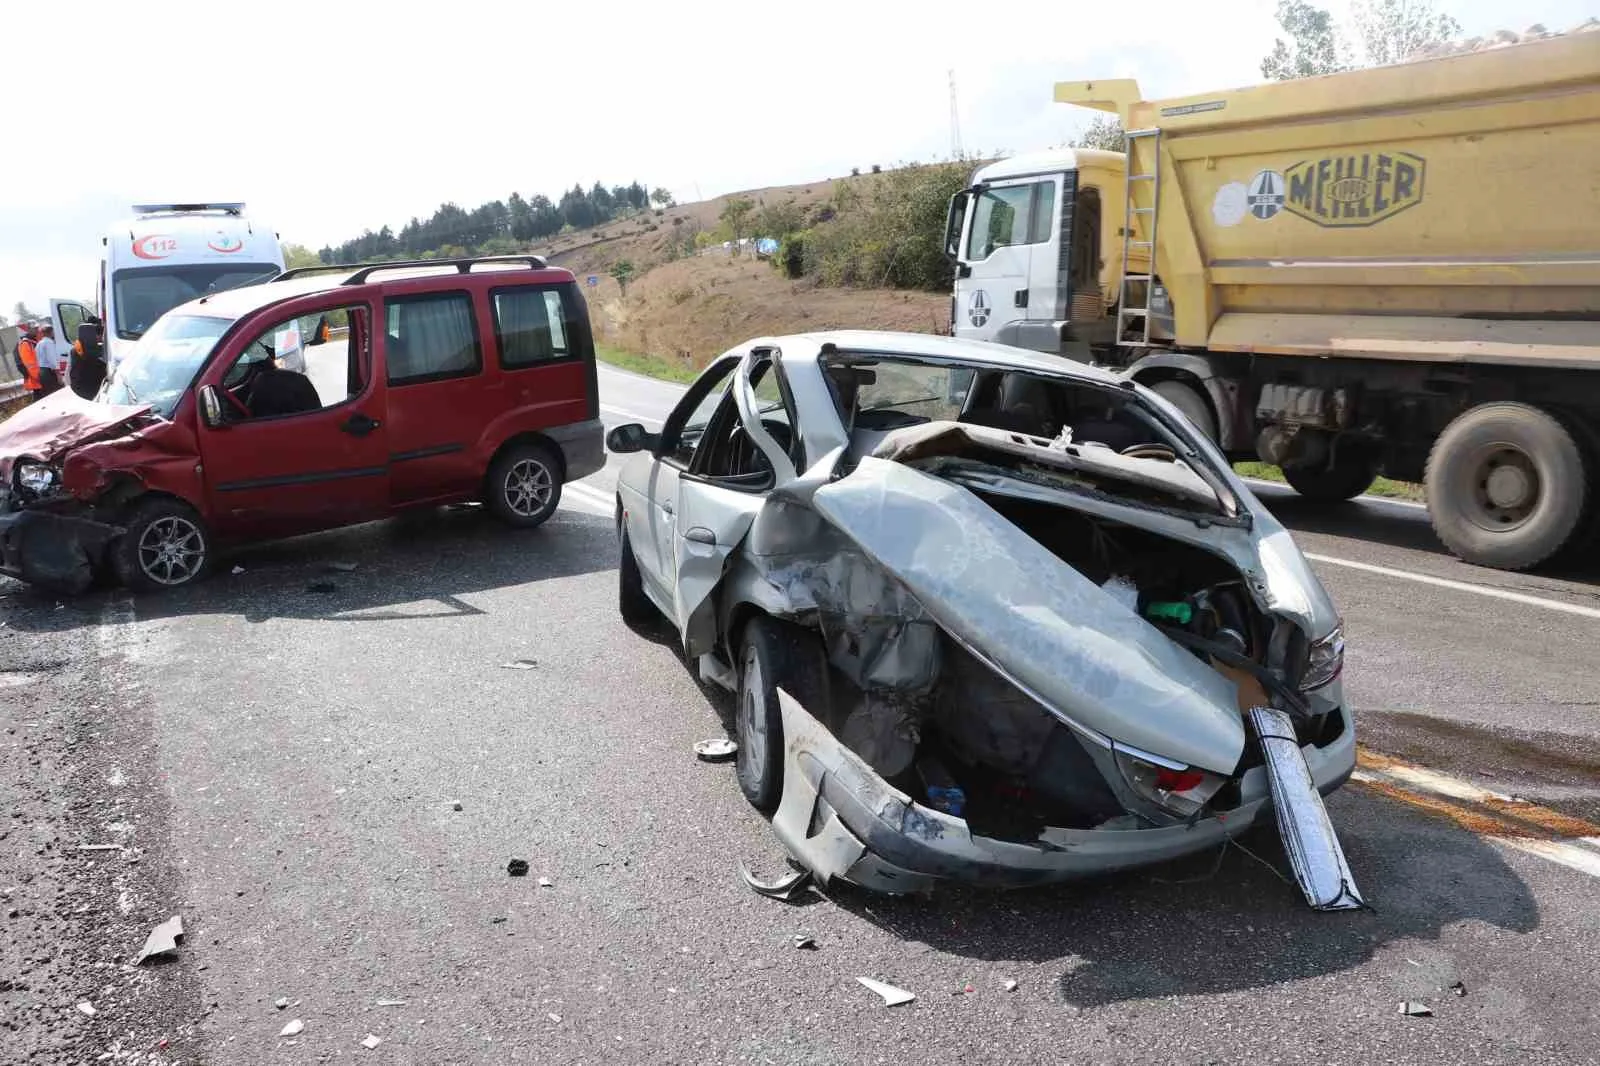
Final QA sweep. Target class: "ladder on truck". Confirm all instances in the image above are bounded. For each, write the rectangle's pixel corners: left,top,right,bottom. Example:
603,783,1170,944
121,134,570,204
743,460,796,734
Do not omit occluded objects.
1116,127,1161,346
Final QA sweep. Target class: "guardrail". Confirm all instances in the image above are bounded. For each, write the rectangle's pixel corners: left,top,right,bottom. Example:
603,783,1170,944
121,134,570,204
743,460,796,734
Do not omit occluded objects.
1,380,25,403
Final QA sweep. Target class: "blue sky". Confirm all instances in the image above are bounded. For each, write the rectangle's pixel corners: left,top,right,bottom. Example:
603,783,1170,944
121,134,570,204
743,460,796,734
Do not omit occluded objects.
3,0,1592,314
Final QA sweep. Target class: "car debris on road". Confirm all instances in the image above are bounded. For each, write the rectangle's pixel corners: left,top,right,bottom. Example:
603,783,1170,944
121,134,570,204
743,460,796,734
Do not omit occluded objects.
611,331,1360,909
134,914,183,964
856,977,916,1007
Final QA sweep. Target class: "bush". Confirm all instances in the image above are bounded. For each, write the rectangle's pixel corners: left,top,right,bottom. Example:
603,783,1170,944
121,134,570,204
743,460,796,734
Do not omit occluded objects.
772,161,969,292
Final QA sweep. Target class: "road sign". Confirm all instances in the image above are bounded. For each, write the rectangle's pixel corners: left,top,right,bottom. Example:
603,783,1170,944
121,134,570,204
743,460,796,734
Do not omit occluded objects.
586,275,599,288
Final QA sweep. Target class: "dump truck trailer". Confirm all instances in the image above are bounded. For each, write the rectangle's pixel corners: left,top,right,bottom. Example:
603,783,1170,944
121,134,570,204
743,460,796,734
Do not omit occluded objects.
945,26,1600,571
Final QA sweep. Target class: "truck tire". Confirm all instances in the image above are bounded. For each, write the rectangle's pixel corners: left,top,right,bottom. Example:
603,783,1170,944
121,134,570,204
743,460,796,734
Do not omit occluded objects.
1283,454,1378,503
734,615,830,815
1424,402,1587,571
1151,380,1217,444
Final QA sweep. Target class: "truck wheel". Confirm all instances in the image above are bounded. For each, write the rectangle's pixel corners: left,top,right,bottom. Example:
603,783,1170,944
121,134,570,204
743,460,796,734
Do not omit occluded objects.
735,615,830,815
1424,402,1587,571
1283,454,1378,503
486,442,563,528
111,497,212,592
1151,380,1217,443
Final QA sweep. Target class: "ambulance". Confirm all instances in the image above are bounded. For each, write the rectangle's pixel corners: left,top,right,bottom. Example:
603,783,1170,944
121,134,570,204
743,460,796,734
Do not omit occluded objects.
51,203,285,375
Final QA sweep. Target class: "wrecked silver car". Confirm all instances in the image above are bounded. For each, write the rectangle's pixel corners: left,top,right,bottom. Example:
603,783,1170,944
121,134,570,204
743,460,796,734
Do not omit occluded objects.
608,331,1361,910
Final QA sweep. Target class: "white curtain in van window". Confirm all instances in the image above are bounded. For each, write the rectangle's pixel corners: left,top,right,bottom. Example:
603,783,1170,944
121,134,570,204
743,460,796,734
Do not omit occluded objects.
496,290,563,366
396,295,477,378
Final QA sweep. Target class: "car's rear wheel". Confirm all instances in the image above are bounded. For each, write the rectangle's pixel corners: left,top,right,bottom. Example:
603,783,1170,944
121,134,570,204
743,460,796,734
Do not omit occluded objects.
618,522,657,627
486,442,562,528
111,497,212,592
735,615,830,814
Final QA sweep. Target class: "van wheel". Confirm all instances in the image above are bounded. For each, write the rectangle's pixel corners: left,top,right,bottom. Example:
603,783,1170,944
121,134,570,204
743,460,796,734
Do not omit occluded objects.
1151,380,1217,443
735,616,830,814
112,497,212,592
1425,402,1587,571
487,443,563,528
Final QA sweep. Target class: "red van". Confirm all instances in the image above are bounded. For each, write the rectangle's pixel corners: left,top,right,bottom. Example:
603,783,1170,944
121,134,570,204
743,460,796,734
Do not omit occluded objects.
0,255,604,592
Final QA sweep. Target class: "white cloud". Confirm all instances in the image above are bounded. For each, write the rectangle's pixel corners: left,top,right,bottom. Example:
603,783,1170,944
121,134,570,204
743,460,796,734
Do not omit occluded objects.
2,0,1588,313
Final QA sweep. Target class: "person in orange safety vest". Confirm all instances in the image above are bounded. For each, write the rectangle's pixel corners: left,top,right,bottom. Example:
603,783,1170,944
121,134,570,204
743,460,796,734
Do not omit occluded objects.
14,322,42,402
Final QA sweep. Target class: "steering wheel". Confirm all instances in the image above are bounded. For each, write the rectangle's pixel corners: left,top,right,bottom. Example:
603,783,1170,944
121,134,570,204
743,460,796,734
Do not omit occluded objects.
725,419,795,479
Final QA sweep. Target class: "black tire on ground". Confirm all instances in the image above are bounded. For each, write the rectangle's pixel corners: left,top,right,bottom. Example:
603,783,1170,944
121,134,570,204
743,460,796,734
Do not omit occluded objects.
1424,402,1588,571
110,496,213,592
1151,379,1218,443
1283,452,1379,503
485,442,563,528
617,522,657,627
734,615,831,815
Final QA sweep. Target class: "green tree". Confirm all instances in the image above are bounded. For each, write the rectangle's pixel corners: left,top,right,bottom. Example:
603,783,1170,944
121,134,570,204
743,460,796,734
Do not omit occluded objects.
1349,0,1460,66
1261,0,1348,79
720,196,756,252
609,259,636,295
650,187,675,208
13,301,38,324
282,243,322,269
1072,115,1126,153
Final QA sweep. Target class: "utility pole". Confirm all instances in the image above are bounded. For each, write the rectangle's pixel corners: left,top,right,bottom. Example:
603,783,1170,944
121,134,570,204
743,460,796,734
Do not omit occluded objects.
949,70,964,159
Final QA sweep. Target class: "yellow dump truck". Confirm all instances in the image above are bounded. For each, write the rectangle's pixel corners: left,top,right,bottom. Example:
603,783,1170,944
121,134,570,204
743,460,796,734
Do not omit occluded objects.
945,27,1600,571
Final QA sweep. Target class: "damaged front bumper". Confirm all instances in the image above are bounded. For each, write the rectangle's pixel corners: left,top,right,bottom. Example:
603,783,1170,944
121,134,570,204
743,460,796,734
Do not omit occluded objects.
0,505,123,594
771,689,1356,896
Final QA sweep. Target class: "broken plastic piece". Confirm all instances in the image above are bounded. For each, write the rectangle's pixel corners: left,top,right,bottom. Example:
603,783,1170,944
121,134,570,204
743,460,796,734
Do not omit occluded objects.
1144,600,1194,625
791,933,817,950
375,999,407,1007
361,1034,382,1049
856,977,916,1006
134,915,183,964
77,1001,96,1016
1450,981,1467,997
1248,706,1366,911
538,876,553,888
737,861,812,901
500,659,538,670
280,1019,305,1037
230,565,245,575
275,997,288,1010
1003,979,1019,992
507,858,530,877
694,738,738,762
1399,1001,1433,1017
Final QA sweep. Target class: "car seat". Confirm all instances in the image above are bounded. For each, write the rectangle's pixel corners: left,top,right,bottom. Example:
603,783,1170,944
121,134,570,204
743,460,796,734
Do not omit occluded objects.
247,368,323,418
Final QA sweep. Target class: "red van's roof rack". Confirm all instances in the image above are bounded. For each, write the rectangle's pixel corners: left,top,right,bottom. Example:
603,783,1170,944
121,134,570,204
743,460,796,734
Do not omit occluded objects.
270,254,551,284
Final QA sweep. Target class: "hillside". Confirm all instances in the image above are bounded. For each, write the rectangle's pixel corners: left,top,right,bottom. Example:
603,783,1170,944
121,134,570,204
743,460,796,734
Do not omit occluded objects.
526,175,953,378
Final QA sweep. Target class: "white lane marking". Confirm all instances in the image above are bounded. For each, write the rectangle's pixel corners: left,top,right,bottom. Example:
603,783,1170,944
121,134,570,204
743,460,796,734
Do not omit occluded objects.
600,403,662,424
1305,553,1600,621
564,482,614,514
1351,765,1520,805
1495,837,1600,879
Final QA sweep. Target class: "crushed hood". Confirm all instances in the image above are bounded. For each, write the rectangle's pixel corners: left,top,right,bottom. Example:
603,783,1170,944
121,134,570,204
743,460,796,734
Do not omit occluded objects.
0,390,153,480
810,457,1248,774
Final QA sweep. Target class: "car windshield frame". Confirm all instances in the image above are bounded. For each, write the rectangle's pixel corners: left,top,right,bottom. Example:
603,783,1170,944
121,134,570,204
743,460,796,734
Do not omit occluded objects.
111,263,280,340
101,313,235,418
825,350,1249,523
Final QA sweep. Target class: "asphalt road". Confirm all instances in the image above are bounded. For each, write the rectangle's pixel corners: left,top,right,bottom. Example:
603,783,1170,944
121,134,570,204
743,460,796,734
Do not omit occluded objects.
3,361,1598,1063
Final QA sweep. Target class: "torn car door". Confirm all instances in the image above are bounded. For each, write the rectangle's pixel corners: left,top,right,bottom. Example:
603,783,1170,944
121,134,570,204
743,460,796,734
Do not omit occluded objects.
673,477,763,656
810,456,1247,774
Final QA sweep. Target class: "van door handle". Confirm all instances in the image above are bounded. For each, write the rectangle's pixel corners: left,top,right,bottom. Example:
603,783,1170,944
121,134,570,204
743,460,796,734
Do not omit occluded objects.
1014,289,1029,308
341,412,381,436
685,527,715,545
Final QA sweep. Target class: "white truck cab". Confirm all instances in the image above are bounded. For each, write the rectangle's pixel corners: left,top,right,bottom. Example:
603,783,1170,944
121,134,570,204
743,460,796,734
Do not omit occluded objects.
944,147,1135,362
51,203,285,374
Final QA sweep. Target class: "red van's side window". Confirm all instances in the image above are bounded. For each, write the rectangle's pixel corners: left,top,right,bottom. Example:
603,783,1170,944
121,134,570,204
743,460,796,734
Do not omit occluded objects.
385,293,481,385
492,286,574,369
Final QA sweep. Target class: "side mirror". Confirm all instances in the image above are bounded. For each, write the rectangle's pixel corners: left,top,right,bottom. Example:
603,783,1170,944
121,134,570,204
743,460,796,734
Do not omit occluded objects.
606,423,657,454
198,384,225,428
